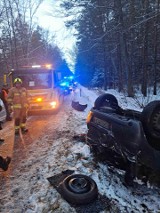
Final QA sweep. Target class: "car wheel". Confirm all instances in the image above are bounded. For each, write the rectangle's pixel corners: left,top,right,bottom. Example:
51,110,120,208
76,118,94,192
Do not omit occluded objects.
94,93,119,110
58,174,98,204
141,101,160,139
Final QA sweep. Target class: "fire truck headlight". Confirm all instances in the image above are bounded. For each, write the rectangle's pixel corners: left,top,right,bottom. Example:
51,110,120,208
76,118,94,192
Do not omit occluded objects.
36,97,42,102
45,64,52,69
50,101,57,108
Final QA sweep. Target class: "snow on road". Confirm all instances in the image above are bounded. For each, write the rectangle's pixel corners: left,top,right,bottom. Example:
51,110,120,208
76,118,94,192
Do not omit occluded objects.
0,87,160,213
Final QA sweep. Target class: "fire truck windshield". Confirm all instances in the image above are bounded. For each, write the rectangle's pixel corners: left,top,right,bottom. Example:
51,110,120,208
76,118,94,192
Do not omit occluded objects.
13,71,52,90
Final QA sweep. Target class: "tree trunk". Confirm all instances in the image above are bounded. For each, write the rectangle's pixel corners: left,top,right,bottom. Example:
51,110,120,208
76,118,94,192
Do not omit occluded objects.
153,0,159,95
117,43,123,92
141,0,149,97
115,0,132,96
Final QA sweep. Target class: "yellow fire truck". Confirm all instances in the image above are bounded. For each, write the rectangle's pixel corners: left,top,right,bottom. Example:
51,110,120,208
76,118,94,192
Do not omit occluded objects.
5,64,64,113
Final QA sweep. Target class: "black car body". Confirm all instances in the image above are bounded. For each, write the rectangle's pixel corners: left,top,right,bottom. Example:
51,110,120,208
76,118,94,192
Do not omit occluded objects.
86,94,160,182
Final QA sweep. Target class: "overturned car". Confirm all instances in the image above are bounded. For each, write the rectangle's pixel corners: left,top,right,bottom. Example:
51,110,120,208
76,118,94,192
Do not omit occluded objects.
86,93,160,185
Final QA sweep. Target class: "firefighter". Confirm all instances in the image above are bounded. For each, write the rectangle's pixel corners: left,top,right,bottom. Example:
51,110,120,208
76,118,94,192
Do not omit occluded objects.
7,78,29,135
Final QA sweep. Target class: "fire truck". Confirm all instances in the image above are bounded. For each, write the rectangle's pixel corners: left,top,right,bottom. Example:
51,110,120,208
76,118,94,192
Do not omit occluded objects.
4,64,64,113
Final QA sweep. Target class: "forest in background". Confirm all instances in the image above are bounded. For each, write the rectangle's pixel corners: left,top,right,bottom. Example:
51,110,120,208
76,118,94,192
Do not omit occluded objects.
61,0,160,97
0,0,71,86
1,0,160,98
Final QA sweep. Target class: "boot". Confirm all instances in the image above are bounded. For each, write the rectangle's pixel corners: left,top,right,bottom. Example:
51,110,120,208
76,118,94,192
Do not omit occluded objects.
21,127,28,134
1,156,11,171
0,138,4,142
15,129,20,135
6,116,12,121
0,121,3,130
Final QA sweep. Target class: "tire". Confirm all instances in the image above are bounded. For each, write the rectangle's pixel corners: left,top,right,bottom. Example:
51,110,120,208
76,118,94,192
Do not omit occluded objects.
94,93,119,110
0,105,2,112
58,174,98,205
141,100,160,139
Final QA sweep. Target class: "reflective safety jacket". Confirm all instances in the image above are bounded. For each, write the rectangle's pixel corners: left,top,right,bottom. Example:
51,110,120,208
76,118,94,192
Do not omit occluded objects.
7,87,29,109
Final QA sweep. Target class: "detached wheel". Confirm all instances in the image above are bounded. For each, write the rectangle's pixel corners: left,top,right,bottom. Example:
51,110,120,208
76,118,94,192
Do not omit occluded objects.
94,93,119,110
58,174,98,204
141,101,160,139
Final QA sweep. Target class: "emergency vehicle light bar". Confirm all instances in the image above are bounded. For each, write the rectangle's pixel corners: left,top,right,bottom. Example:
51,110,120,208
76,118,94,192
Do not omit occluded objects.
32,64,52,69
32,65,41,68
11,64,53,71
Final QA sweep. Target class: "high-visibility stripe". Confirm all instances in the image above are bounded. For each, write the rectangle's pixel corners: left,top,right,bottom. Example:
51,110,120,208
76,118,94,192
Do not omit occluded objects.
14,104,21,106
13,104,29,108
20,123,26,128
7,98,12,101
14,92,27,96
14,93,20,96
15,126,20,130
13,104,22,108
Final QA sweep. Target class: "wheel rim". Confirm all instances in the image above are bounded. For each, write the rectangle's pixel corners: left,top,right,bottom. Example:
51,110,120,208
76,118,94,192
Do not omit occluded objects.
68,177,90,193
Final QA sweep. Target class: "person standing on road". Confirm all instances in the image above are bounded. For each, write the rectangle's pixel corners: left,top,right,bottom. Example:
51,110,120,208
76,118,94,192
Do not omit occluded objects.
7,78,29,135
0,84,12,121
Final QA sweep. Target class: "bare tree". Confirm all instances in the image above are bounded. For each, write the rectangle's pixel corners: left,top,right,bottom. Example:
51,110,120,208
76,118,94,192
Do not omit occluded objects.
0,0,44,71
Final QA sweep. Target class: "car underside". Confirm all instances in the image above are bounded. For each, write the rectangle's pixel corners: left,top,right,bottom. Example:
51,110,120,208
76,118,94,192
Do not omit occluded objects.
86,94,160,186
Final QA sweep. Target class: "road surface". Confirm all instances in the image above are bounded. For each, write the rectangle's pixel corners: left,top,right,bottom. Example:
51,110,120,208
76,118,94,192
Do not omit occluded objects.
1,89,160,213
0,94,72,182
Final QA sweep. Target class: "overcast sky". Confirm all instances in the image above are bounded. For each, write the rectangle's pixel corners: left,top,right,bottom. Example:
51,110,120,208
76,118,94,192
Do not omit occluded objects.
35,0,77,72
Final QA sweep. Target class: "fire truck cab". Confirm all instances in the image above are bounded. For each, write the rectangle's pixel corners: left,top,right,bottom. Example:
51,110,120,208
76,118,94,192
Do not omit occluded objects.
6,64,64,113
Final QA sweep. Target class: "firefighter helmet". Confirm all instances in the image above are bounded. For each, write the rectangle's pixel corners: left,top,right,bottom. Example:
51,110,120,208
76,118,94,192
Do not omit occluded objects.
14,78,22,84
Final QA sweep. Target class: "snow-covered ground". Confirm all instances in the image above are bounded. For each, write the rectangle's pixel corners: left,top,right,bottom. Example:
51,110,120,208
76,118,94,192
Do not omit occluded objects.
0,86,160,213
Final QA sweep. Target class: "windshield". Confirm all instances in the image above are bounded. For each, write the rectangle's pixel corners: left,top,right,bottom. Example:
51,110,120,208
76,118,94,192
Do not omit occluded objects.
13,72,52,90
